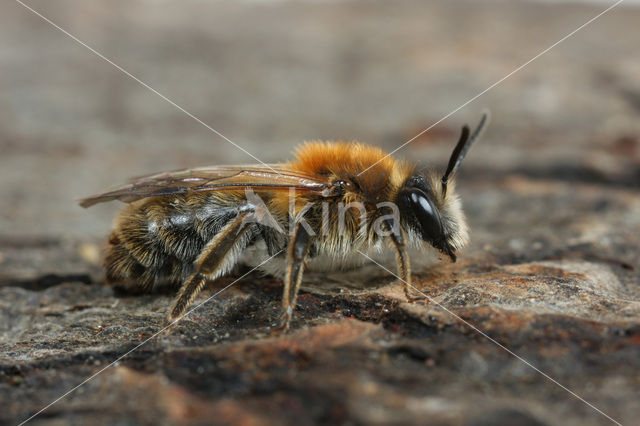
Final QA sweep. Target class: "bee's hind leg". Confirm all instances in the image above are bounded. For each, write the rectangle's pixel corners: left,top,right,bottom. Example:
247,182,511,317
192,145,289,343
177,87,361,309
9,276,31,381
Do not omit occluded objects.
166,273,207,325
166,211,252,325
275,222,312,334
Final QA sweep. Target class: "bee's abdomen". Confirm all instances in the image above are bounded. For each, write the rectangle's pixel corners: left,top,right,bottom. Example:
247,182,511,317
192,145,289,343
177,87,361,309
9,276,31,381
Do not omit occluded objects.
104,231,174,293
104,196,229,293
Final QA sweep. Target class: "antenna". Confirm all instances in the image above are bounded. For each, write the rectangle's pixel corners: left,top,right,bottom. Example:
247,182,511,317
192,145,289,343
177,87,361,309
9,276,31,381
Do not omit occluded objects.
441,110,490,196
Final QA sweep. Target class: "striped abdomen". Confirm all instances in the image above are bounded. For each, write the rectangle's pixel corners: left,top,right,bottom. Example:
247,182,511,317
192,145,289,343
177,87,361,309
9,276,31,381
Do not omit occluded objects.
104,194,240,293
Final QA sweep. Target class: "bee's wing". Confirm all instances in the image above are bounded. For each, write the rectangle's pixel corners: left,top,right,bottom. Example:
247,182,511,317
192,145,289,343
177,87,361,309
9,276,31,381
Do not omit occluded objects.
79,164,330,208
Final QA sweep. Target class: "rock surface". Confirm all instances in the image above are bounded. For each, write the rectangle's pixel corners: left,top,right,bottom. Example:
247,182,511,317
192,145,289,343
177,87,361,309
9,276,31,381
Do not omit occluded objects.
1,0,639,425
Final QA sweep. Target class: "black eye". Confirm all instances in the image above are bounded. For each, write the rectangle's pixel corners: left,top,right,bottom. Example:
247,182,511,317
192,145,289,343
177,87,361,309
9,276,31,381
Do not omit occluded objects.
398,189,444,244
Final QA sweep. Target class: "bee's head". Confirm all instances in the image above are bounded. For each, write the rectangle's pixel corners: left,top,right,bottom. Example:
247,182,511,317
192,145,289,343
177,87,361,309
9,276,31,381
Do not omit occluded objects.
396,112,489,261
397,174,465,261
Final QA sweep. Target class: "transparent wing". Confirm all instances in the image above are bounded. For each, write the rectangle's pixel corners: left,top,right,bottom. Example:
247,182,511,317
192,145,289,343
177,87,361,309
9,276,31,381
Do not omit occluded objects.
79,164,330,208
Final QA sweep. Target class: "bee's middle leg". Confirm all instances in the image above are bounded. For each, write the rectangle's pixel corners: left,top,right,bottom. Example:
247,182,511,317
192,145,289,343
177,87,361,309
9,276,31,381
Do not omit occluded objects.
276,222,312,333
166,211,252,323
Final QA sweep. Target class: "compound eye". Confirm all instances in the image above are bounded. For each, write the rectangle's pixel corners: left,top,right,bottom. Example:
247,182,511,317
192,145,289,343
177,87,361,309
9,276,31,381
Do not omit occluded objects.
406,190,444,243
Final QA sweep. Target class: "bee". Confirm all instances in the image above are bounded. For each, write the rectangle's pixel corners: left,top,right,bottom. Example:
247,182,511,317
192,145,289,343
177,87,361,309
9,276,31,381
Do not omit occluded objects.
81,112,489,332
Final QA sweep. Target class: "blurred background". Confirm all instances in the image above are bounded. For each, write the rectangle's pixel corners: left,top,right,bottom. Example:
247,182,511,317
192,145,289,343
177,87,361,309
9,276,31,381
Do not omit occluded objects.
2,1,640,424
1,0,638,241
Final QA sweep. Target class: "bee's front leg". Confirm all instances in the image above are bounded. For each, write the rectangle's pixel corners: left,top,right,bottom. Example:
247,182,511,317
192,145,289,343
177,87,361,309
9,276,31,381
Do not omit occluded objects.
276,222,312,333
166,210,252,324
386,219,426,304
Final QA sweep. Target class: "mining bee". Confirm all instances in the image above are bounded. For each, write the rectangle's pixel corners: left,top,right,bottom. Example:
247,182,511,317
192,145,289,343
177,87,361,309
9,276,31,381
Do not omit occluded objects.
81,112,489,331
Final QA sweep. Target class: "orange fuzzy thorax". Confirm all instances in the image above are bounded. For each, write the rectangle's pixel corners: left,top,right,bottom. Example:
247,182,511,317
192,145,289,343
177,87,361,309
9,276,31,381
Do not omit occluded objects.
288,141,414,201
